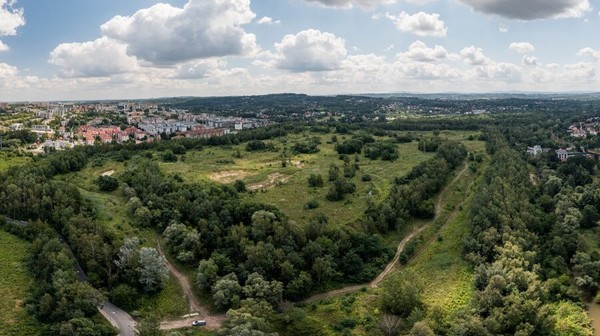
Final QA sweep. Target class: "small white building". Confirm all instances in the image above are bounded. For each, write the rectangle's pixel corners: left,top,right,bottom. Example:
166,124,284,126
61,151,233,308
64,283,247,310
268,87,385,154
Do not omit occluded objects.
526,145,543,156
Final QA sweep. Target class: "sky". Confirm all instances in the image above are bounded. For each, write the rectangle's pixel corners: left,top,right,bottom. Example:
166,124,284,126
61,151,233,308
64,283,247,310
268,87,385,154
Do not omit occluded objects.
1,0,600,101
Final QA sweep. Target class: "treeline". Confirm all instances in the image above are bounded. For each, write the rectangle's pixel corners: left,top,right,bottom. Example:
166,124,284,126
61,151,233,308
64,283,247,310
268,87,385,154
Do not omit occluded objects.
458,130,592,335
0,149,167,334
119,157,392,309
26,227,117,336
365,141,467,233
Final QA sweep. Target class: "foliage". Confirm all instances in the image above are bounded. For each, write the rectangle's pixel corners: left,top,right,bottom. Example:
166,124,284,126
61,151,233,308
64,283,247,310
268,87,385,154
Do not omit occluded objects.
96,175,119,192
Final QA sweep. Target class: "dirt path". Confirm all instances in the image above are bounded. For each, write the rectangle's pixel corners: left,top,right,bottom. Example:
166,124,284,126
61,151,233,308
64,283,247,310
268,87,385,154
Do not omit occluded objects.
300,163,470,304
101,170,115,177
156,239,226,331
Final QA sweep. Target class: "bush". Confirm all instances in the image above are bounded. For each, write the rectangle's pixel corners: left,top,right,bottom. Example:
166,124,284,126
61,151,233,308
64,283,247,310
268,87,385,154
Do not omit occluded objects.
304,200,320,210
308,174,324,188
161,150,177,162
361,174,372,182
96,175,119,192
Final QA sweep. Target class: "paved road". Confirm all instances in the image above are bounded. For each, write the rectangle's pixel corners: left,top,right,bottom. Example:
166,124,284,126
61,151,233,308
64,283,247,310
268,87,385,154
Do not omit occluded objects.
1,215,137,335
99,301,137,336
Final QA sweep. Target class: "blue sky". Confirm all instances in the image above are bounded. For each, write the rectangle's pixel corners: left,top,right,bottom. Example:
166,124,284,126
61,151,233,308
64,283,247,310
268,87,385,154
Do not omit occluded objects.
0,0,600,101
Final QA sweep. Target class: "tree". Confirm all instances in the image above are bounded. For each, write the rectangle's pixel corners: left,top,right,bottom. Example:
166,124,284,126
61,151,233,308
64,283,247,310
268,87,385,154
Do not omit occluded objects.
136,316,161,336
307,174,324,188
381,272,423,317
378,314,401,336
213,273,242,310
242,273,283,307
137,248,169,293
328,164,340,181
96,175,119,192
196,258,219,291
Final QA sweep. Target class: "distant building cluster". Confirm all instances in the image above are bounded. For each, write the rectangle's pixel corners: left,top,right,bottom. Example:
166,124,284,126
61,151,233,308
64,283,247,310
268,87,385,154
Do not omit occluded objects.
568,119,599,138
2,100,273,153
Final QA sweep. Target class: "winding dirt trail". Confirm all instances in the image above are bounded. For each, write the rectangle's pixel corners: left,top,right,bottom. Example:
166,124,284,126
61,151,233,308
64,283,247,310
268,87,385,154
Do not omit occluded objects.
156,239,226,331
301,163,470,304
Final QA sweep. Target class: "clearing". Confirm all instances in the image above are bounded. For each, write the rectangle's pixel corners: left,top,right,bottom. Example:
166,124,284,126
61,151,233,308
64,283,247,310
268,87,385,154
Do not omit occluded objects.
0,230,42,336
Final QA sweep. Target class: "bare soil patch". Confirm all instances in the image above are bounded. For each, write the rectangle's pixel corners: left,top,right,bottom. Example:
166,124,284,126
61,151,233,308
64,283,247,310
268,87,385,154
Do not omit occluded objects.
248,172,290,191
209,170,250,183
101,170,115,177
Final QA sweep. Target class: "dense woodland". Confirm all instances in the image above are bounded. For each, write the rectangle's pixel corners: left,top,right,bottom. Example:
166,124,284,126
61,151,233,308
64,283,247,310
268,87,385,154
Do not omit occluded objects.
3,104,600,335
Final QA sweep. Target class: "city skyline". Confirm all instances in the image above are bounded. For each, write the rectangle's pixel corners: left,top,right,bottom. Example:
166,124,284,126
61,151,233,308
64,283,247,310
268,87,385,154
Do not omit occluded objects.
1,0,600,101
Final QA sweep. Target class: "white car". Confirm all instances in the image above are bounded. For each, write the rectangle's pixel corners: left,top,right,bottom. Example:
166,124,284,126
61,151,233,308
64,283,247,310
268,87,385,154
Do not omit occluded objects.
192,320,207,327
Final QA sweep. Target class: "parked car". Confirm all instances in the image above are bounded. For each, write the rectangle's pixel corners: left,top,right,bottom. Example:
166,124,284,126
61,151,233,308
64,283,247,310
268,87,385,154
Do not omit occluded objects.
192,320,207,327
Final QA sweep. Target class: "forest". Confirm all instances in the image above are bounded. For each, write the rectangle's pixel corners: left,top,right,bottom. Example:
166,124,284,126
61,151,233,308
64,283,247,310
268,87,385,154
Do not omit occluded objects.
1,106,600,335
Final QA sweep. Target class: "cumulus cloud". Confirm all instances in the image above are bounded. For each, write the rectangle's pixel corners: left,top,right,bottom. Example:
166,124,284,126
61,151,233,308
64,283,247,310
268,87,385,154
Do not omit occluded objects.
395,62,461,79
49,37,139,77
474,62,522,81
0,0,25,36
577,47,600,61
397,40,452,62
0,40,8,52
274,29,347,72
509,42,535,54
385,11,447,37
460,46,491,65
101,0,258,65
459,0,590,20
522,55,539,66
499,24,509,33
173,59,225,79
304,0,396,10
562,62,596,81
257,16,281,25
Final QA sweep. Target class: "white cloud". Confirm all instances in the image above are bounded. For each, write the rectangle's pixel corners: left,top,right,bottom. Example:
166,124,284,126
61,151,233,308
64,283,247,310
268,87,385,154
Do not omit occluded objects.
0,0,25,36
509,42,535,54
273,29,347,72
384,44,395,51
473,62,522,81
562,62,596,81
460,46,491,65
385,11,447,37
173,59,225,79
499,24,509,33
459,0,590,20
398,40,452,62
101,0,258,65
0,40,8,52
257,16,281,25
577,47,600,61
522,55,539,66
49,37,139,78
304,0,396,10
395,62,461,79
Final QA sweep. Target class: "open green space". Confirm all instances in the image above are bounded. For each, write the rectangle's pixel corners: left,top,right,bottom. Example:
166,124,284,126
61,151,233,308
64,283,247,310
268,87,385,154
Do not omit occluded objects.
0,230,42,336
301,148,488,335
0,152,30,173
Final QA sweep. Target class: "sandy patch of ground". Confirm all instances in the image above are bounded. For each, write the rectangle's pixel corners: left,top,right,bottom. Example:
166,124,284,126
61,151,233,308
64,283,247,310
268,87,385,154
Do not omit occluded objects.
101,170,115,177
209,170,250,183
248,172,290,191
529,172,539,186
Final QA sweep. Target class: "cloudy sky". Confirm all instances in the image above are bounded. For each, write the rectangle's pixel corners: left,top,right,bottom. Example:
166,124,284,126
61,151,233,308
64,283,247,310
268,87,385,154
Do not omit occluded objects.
0,0,600,101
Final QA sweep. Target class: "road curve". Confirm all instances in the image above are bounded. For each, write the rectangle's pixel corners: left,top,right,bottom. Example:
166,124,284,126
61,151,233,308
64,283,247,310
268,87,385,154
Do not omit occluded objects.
300,163,470,304
99,301,137,336
1,216,137,336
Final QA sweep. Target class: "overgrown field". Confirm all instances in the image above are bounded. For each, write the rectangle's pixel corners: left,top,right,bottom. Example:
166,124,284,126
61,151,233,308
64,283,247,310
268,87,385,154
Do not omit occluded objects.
0,231,42,336
0,152,30,173
301,146,488,335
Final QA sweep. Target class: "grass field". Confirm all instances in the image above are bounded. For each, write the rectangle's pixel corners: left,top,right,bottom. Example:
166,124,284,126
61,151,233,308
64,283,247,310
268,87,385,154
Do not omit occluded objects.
0,152,31,173
158,131,482,227
0,230,42,336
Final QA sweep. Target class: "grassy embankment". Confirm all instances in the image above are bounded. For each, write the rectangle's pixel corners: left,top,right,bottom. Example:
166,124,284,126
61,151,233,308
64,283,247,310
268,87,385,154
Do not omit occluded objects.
0,231,43,336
